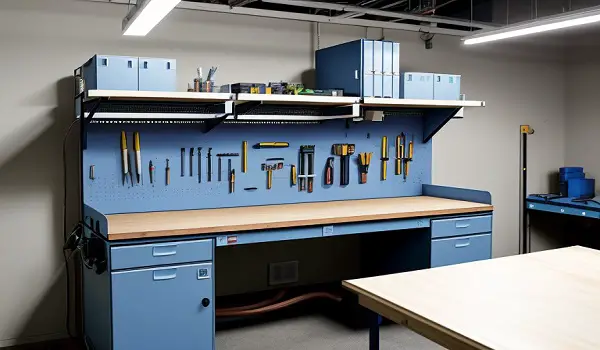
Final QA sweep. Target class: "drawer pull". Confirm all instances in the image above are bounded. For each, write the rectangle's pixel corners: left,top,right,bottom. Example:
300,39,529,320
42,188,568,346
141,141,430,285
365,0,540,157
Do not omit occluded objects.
153,269,177,281
455,240,471,248
455,222,471,229
152,245,177,257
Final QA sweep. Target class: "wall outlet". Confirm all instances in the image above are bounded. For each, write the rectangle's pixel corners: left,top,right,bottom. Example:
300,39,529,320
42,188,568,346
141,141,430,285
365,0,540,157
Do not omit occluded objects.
268,261,299,286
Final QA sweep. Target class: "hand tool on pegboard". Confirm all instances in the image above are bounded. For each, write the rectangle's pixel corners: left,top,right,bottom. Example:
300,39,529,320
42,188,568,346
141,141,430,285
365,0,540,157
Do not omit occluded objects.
262,160,284,190
291,164,297,186
325,157,334,185
358,152,372,184
180,148,185,177
134,132,142,184
381,136,389,181
403,135,414,181
198,147,202,183
166,159,171,185
149,161,155,184
207,148,213,182
299,145,315,193
190,148,194,177
128,150,134,185
120,131,128,186
254,142,289,149
217,153,240,182
242,141,248,173
229,165,236,194
89,165,95,181
395,133,405,176
332,144,355,186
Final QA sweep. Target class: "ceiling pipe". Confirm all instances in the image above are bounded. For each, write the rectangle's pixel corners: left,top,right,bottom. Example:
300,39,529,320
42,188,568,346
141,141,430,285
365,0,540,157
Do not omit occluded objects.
419,0,460,15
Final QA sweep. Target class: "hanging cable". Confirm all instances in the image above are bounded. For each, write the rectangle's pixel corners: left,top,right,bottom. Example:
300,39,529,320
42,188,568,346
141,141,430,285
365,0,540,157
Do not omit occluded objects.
216,292,342,317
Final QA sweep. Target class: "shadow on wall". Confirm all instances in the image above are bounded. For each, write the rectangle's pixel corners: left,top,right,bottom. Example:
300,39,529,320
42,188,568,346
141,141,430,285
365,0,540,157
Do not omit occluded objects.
0,77,81,343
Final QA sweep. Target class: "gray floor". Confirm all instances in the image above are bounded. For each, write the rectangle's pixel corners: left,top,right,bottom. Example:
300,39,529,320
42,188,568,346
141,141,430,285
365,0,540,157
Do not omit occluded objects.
216,314,444,350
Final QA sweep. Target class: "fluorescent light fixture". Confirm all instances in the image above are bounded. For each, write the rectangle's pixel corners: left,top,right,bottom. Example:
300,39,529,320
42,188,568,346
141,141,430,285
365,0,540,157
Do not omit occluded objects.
123,0,181,36
463,5,600,45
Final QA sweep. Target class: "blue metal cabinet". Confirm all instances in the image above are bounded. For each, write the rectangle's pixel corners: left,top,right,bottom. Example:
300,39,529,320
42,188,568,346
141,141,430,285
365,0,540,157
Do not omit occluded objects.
431,233,492,268
431,215,492,238
111,239,213,270
433,73,461,100
111,262,214,350
315,39,400,97
400,72,434,99
83,55,139,91
139,57,177,92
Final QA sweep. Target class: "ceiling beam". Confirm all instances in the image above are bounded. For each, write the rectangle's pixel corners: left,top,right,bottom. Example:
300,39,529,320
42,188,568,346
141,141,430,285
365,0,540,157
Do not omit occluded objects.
83,0,478,36
261,0,497,29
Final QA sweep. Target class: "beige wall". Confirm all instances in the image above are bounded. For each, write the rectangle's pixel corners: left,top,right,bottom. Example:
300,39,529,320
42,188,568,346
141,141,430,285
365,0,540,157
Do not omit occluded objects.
0,0,566,345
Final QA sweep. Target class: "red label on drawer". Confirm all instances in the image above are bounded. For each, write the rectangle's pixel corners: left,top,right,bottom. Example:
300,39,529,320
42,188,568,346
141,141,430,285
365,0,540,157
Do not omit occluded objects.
227,236,238,244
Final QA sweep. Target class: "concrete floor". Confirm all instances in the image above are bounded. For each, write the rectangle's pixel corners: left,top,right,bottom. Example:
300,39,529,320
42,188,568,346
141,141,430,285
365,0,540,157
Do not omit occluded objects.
216,314,444,350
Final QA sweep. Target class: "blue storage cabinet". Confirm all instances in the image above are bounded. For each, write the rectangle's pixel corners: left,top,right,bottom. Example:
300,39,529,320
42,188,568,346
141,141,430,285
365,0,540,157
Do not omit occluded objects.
139,57,177,92
112,262,214,350
316,39,400,97
430,215,492,268
400,72,434,99
83,55,139,91
433,73,461,100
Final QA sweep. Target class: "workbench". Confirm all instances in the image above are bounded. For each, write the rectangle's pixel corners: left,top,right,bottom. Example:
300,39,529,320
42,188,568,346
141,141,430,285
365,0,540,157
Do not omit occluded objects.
344,245,600,350
75,88,491,350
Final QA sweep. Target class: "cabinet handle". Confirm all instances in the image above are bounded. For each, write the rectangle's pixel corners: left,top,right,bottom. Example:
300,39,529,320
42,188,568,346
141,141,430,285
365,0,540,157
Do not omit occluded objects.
455,221,470,229
153,245,177,257
202,298,211,308
153,269,177,281
455,240,471,248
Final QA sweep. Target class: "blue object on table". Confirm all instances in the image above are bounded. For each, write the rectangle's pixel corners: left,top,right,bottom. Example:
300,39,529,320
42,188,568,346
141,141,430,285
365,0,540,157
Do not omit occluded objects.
138,57,177,92
400,72,434,99
83,55,139,91
433,73,461,100
560,166,584,173
566,178,595,198
315,39,400,97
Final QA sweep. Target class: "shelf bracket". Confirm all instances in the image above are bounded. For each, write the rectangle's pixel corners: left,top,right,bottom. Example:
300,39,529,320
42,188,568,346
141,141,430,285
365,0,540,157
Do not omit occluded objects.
422,107,461,143
201,101,235,133
234,101,261,116
81,98,103,150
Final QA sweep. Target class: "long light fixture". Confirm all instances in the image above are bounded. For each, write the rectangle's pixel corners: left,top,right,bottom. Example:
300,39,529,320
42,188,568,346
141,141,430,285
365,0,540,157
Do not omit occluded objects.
123,0,181,36
463,5,600,45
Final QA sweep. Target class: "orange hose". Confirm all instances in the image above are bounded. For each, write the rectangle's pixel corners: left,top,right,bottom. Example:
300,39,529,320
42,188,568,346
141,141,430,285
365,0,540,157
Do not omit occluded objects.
216,290,286,313
216,292,342,317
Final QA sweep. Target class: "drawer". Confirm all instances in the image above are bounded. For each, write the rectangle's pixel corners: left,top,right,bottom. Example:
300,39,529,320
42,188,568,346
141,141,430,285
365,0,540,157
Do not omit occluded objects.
111,239,213,270
431,233,491,268
431,215,492,238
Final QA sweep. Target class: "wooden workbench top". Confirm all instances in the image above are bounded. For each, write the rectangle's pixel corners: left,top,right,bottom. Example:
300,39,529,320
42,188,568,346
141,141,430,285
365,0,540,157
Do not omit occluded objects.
105,196,492,240
343,246,600,350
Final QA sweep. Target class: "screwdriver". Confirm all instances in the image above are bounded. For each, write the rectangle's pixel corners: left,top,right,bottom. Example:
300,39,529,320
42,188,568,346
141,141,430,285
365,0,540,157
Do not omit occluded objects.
405,135,414,180
381,136,388,181
149,161,155,184
359,152,372,184
134,132,142,184
166,159,171,185
121,131,128,186
396,133,405,176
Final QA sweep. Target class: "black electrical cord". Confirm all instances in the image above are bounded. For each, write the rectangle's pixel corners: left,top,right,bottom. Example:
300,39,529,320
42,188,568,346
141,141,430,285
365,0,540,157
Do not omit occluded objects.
62,119,80,339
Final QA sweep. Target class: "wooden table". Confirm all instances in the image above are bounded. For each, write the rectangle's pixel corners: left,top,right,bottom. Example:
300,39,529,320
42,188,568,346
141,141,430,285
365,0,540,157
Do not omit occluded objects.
104,196,493,240
343,246,600,350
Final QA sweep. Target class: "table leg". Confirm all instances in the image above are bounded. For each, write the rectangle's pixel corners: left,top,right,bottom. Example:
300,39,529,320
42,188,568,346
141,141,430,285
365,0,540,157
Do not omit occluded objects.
369,312,381,350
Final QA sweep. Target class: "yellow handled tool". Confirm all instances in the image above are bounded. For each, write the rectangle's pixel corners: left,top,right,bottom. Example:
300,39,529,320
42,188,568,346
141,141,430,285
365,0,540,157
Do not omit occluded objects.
404,135,414,180
134,132,142,184
267,168,273,189
120,131,128,186
395,133,405,175
381,136,388,181
242,141,247,173
359,152,372,184
291,165,297,186
254,142,289,149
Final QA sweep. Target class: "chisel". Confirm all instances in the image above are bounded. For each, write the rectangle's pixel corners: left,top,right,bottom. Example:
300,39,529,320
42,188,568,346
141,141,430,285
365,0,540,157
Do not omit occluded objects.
190,148,194,177
180,148,185,177
198,147,202,183
207,148,213,182
134,132,142,184
395,133,404,176
166,159,171,185
381,136,388,181
120,131,128,186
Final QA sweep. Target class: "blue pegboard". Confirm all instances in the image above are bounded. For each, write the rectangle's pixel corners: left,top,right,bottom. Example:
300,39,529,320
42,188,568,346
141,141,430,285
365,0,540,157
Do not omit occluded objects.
83,117,432,214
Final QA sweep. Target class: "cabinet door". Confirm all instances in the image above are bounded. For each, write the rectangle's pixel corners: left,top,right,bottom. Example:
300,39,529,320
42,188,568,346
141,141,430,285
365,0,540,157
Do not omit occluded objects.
112,262,214,350
431,233,491,268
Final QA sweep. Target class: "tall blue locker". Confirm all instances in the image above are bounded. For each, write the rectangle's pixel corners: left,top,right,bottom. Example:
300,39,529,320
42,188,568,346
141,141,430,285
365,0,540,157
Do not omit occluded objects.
316,39,400,98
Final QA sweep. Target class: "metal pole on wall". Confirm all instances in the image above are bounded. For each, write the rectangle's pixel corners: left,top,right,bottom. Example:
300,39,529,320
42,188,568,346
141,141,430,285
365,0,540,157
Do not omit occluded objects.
520,125,534,254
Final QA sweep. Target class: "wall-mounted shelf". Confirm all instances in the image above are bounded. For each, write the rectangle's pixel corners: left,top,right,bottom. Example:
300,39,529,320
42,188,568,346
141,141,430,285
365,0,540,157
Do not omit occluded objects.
526,196,600,220
76,90,486,143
